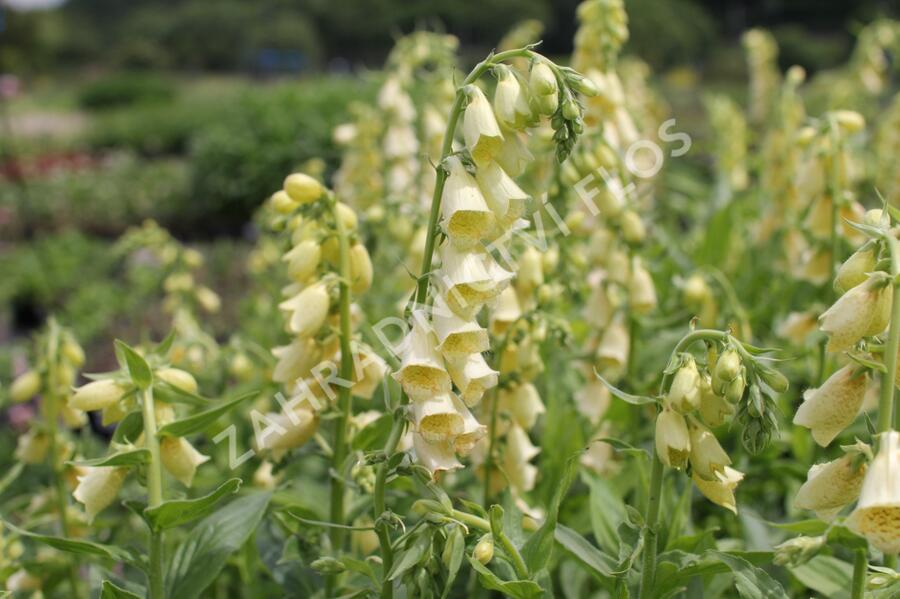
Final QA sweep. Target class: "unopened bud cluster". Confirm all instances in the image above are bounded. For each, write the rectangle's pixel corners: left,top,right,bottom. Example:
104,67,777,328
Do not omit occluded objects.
265,173,387,459
655,339,787,513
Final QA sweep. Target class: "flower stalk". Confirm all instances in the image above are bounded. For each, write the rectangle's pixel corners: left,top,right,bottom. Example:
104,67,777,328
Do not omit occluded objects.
372,44,555,599
44,321,81,599
638,329,728,599
141,386,166,599
328,192,356,553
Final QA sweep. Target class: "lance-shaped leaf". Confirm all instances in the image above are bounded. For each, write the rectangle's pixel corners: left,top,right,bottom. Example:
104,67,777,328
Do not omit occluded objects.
554,524,617,579
112,411,144,444
468,557,543,599
594,370,658,406
101,580,144,599
4,521,138,566
68,448,151,468
521,453,578,574
166,491,272,599
115,340,153,390
157,391,257,438
144,478,242,531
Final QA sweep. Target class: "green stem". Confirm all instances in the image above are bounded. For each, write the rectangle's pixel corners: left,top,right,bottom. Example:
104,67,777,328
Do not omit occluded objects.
482,387,500,509
496,529,529,579
142,387,165,599
45,322,81,599
851,548,867,599
373,46,538,599
328,194,355,553
450,509,490,532
877,234,900,434
373,414,405,599
637,328,728,599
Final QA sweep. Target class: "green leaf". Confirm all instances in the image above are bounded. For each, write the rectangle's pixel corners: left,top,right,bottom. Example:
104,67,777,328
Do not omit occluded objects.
586,474,626,555
765,519,828,535
115,340,153,390
167,491,272,599
826,524,868,550
554,525,617,578
68,448,151,468
154,330,177,357
144,478,242,531
468,557,543,599
4,521,137,565
157,391,257,438
521,453,578,574
707,550,787,599
595,371,658,405
441,526,465,599
112,411,144,444
101,580,144,599
0,462,24,496
388,530,431,581
789,555,853,598
155,382,213,407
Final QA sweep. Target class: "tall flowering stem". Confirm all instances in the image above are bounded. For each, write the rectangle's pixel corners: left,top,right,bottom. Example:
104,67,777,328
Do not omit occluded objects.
637,329,728,599
327,191,356,552
141,386,166,599
43,320,81,599
876,230,900,573
372,44,565,599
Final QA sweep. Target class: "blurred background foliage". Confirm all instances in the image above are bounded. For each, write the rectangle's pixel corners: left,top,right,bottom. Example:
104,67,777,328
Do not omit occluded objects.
0,0,897,360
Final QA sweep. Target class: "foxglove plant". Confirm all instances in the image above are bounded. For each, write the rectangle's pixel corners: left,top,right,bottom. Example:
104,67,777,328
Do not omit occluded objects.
781,209,900,597
601,325,788,598
371,42,594,597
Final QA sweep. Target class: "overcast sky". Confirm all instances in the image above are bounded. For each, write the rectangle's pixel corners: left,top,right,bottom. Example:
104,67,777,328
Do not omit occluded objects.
2,0,66,11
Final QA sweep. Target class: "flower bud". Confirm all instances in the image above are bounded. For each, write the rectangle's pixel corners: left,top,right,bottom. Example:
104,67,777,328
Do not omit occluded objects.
15,429,49,464
70,379,127,411
834,245,876,293
73,466,127,522
629,260,657,315
620,210,646,244
278,282,331,338
682,274,711,307
156,367,198,395
713,349,742,384
160,436,209,487
831,110,865,134
10,370,41,403
493,65,532,130
773,535,826,567
335,202,358,232
655,408,691,469
195,286,221,313
534,92,559,116
283,240,322,283
349,243,373,294
529,62,558,96
724,371,746,403
474,535,494,564
759,367,789,393
270,190,298,214
62,339,85,367
699,375,733,427
668,356,701,413
284,173,324,204
311,557,346,575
